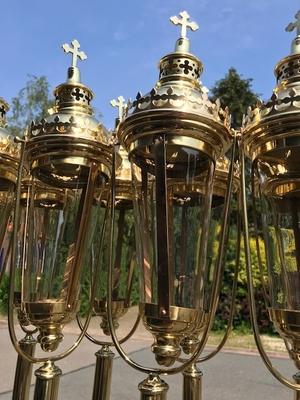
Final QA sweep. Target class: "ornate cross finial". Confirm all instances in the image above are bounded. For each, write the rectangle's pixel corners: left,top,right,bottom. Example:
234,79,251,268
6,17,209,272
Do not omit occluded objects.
110,96,126,121
170,11,199,39
286,10,300,36
62,39,87,68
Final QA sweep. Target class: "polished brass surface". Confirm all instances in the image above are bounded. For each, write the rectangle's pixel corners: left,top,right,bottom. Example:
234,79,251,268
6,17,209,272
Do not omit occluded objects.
24,300,78,352
294,372,300,399
27,40,114,189
243,12,300,163
93,298,128,336
141,303,205,366
12,334,36,400
92,346,114,400
138,375,169,400
182,363,202,400
240,141,300,391
0,97,20,186
33,361,62,400
117,13,231,167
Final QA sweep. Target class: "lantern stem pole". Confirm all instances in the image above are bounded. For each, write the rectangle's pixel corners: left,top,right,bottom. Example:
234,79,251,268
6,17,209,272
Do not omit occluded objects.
12,333,37,400
182,363,202,400
92,345,115,400
294,372,300,399
33,361,61,400
138,374,169,400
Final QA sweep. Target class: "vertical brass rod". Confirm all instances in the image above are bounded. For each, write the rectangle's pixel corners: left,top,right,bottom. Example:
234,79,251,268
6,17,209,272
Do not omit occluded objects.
294,372,300,399
12,334,36,400
182,363,202,400
33,361,61,400
139,374,169,400
154,136,170,317
92,345,115,400
112,208,125,298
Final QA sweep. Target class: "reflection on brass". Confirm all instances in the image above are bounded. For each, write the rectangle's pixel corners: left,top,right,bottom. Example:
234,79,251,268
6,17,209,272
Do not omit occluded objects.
141,303,206,366
182,363,202,400
94,299,128,336
92,346,114,400
243,10,300,164
0,97,20,186
269,308,300,369
138,374,169,400
26,40,115,189
25,300,79,352
117,10,231,169
12,334,36,400
33,361,62,400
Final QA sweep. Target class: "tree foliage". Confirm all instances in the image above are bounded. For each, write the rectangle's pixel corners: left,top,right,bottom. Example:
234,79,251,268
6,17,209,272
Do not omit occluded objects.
210,67,259,129
8,75,54,137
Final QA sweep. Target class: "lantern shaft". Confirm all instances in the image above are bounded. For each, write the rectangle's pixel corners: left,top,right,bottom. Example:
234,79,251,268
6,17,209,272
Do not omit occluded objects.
182,363,202,400
92,346,114,400
138,375,169,400
12,334,37,400
33,361,61,400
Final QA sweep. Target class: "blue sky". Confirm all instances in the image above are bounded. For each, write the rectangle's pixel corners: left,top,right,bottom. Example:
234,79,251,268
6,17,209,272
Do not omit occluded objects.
1,0,299,129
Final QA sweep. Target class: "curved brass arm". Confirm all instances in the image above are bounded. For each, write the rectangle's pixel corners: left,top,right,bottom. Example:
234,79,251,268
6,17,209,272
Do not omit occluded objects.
197,202,240,363
240,140,300,392
106,136,236,375
77,311,141,347
7,142,93,365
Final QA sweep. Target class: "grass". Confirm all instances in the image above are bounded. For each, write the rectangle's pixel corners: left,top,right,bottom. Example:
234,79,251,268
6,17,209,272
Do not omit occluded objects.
207,330,286,353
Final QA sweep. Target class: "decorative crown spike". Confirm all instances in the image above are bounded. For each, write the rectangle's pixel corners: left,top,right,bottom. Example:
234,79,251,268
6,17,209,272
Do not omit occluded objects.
110,96,126,122
62,39,87,68
285,10,300,54
62,39,87,83
170,11,199,39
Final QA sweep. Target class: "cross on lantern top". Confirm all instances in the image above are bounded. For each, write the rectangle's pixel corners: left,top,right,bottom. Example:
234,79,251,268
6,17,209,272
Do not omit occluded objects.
170,11,199,39
110,96,126,121
286,10,300,36
62,39,87,68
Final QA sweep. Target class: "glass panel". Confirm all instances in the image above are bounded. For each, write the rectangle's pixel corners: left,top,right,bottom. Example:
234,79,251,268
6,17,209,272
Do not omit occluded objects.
255,158,300,310
131,143,215,314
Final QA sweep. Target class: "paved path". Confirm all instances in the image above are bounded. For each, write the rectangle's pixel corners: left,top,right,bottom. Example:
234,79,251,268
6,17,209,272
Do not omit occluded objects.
0,308,298,399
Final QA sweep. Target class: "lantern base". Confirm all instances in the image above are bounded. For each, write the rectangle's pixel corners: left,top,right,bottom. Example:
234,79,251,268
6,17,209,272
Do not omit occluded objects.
141,303,205,366
24,300,78,351
93,298,128,336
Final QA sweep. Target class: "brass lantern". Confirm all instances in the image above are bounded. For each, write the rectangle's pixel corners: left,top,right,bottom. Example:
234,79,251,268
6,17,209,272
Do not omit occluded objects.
8,39,114,400
117,10,231,378
118,14,231,370
0,98,19,283
242,9,300,396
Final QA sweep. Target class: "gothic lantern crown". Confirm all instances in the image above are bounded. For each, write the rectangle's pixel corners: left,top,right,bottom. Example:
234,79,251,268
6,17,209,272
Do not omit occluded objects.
27,39,113,188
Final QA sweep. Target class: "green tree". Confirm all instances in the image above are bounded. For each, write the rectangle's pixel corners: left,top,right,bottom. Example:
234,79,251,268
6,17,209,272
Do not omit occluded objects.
8,75,54,137
210,67,259,129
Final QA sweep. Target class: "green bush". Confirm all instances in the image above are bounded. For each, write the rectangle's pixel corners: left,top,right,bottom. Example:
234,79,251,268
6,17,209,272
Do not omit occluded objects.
0,274,9,315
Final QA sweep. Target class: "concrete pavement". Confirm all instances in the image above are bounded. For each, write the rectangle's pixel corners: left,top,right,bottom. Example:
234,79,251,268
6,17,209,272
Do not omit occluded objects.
0,307,298,399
